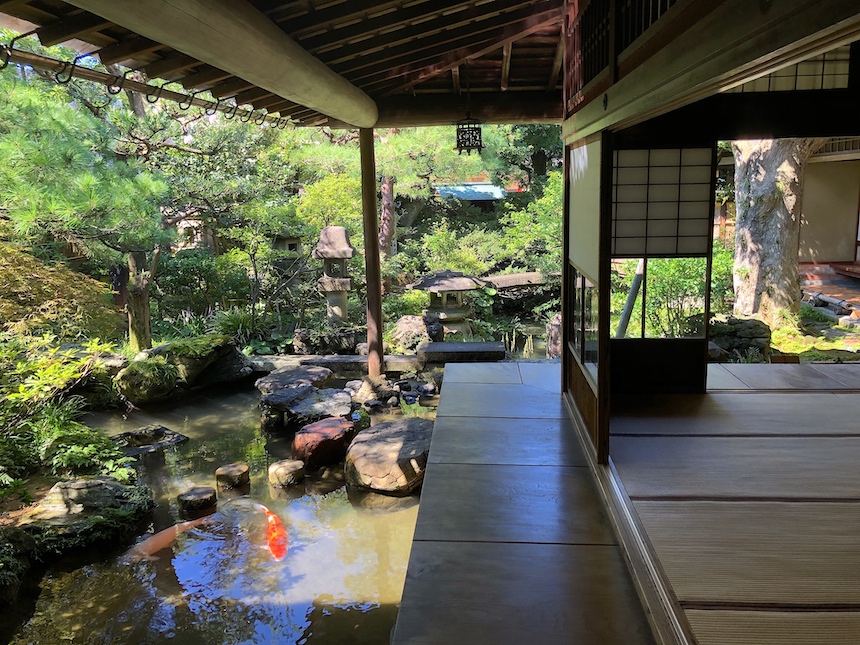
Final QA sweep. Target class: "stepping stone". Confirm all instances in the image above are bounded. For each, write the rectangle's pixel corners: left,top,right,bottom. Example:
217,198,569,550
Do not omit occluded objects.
292,417,355,469
345,418,433,495
215,462,250,489
288,388,352,425
255,365,332,394
178,486,216,516
269,459,306,487
112,424,188,456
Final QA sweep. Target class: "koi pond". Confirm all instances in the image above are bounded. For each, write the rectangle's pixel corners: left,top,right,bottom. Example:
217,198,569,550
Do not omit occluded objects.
7,383,423,644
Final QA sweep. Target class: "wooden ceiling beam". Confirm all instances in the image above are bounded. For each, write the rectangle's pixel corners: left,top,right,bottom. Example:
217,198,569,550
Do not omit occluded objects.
179,66,234,90
141,53,201,78
501,43,512,91
324,90,562,127
96,36,162,65
328,0,561,72
383,8,562,94
37,11,113,46
65,0,378,127
301,0,525,55
452,65,461,94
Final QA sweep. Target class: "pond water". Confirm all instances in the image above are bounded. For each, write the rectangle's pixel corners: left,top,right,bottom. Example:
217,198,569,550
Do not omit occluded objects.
9,384,421,645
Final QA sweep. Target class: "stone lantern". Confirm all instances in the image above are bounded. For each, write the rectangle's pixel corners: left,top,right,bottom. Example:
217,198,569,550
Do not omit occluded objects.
313,226,356,325
408,270,488,339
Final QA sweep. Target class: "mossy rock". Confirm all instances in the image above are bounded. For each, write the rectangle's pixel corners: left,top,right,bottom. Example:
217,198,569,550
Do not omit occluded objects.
114,356,179,405
18,478,154,557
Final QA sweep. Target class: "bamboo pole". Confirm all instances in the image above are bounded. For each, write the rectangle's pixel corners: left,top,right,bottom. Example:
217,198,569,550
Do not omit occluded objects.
360,128,384,379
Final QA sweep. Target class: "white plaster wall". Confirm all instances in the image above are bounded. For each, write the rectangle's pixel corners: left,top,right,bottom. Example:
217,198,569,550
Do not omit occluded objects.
799,160,860,263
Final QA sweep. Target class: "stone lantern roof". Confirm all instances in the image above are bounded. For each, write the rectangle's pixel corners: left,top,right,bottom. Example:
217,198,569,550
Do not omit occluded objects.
407,270,488,294
312,226,356,260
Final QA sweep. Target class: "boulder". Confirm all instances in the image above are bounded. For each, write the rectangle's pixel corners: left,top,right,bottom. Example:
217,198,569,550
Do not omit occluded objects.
114,356,178,405
352,375,400,404
255,365,332,395
112,424,189,456
268,459,306,487
287,388,352,425
709,315,772,361
344,418,434,495
193,345,254,387
389,315,433,353
0,527,35,605
292,417,356,469
17,477,154,552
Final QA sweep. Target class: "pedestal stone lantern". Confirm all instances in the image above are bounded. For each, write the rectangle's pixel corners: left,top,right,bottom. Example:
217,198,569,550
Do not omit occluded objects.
313,226,356,325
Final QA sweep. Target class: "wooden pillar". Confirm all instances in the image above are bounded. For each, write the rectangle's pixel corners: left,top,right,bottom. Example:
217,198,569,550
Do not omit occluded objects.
360,128,384,379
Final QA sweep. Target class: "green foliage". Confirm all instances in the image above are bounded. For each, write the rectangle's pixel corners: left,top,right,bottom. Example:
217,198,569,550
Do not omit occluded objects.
0,334,133,489
500,170,563,274
418,220,507,275
710,240,735,315
296,174,363,240
154,248,247,318
799,303,833,324
0,243,123,341
209,307,270,345
382,290,431,323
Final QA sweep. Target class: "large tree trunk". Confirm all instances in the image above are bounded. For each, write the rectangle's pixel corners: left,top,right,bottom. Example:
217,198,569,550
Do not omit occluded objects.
378,175,396,256
127,249,160,352
732,138,825,327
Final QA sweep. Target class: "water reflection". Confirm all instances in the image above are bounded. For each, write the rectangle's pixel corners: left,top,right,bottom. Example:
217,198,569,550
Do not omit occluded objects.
10,385,418,644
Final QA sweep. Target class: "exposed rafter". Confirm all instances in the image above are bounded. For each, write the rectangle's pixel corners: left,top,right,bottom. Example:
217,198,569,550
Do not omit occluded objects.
501,43,512,91
37,11,111,46
96,36,162,66
547,26,564,90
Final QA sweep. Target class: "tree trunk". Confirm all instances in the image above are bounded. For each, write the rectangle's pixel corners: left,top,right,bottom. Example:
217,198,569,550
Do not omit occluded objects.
127,249,160,352
378,175,396,256
732,138,825,327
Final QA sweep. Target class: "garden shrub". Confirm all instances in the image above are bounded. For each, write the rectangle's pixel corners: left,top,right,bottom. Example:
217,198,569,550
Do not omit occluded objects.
0,243,123,341
0,334,134,490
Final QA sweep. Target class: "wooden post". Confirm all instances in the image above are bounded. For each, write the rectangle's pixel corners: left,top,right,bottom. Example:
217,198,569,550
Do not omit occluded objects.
360,128,384,379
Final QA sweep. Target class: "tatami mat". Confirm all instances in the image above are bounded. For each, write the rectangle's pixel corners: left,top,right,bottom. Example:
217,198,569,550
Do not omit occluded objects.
685,610,860,645
634,500,860,605
612,435,860,499
612,392,860,436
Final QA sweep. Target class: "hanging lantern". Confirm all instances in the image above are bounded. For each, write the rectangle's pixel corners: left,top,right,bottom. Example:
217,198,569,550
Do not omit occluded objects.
455,112,483,155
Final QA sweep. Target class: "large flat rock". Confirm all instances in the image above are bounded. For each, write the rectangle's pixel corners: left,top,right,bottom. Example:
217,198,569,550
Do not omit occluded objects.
287,388,352,424
254,365,332,394
345,418,434,495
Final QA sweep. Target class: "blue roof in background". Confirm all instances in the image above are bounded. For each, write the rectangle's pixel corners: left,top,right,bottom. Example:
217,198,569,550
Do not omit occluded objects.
436,183,506,202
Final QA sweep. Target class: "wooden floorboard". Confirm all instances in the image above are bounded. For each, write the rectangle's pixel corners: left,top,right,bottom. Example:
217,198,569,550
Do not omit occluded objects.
393,361,655,645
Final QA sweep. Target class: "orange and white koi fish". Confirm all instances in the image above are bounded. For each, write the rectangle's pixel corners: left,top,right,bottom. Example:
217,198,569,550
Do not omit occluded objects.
125,516,209,562
255,503,288,560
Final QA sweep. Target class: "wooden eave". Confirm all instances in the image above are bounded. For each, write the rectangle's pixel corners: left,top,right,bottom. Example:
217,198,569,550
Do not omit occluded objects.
0,0,564,127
